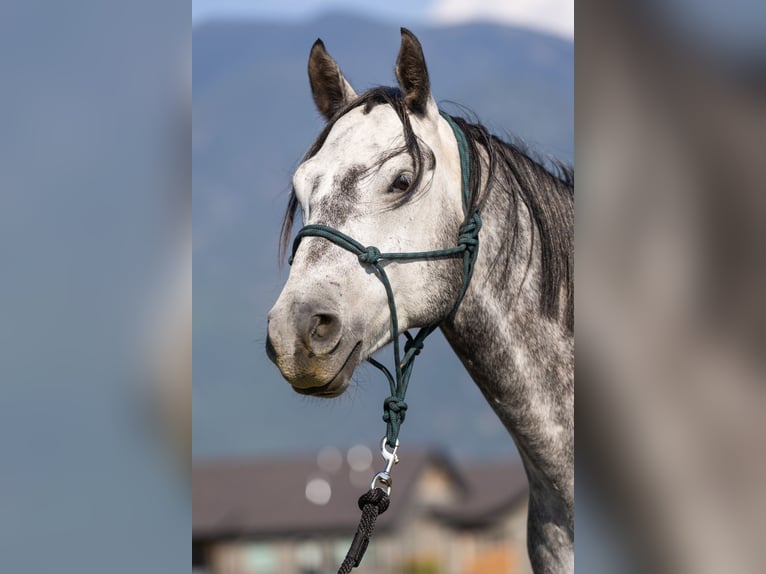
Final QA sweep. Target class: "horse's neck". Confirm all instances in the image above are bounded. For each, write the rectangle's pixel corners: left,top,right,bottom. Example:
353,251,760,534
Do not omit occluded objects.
440,173,574,568
442,176,574,572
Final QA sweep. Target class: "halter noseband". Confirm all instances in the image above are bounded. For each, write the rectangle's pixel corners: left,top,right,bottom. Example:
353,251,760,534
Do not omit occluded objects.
288,111,481,448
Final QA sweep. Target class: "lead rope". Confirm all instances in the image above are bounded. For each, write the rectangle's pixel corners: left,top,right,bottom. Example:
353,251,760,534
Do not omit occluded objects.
336,437,396,574
336,489,389,574
289,112,478,572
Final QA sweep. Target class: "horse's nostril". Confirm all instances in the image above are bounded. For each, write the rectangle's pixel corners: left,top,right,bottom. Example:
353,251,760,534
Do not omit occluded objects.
305,312,342,355
311,314,336,339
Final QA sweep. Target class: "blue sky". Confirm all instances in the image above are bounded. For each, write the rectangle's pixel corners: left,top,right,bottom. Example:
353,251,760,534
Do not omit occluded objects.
192,0,574,39
192,0,428,25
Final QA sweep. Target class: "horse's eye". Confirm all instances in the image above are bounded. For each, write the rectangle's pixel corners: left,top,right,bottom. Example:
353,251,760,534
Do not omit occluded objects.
390,173,412,193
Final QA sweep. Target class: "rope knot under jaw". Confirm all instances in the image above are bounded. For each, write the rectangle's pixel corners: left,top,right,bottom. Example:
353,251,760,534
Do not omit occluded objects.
382,396,408,445
358,246,382,264
404,337,424,357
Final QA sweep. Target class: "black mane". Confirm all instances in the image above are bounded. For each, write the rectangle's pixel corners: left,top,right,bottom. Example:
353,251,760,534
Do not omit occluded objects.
280,87,574,332
454,117,574,332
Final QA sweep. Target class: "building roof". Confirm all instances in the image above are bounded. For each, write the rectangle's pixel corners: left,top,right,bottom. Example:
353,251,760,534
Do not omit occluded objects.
193,447,526,540
429,461,529,528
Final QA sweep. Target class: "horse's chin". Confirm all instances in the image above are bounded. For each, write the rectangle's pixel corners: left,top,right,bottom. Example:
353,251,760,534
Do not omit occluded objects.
289,341,362,398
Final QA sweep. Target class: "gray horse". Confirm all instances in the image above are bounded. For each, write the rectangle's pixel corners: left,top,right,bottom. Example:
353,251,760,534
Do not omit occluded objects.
267,29,574,573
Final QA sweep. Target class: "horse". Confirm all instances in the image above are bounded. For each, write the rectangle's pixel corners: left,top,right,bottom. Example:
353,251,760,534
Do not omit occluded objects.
266,28,574,573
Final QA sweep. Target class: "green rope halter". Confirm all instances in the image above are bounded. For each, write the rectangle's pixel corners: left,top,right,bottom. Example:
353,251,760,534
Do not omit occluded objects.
289,111,481,447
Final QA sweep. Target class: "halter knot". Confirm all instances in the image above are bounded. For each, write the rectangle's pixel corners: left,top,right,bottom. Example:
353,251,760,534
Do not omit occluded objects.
382,396,408,445
457,211,482,254
383,396,408,417
404,337,424,357
358,246,382,265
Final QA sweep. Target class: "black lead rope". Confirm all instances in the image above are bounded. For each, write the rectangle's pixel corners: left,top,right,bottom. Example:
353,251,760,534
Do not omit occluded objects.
337,488,391,574
336,437,398,572
289,112,477,572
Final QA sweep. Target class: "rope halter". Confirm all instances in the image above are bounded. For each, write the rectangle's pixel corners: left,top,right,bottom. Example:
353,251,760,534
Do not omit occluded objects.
288,111,480,449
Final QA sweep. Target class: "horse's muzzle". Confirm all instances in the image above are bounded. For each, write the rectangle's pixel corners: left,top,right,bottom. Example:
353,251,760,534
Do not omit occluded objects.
266,298,361,396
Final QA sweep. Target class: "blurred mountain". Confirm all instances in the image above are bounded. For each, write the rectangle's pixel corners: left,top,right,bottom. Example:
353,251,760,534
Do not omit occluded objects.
192,12,573,460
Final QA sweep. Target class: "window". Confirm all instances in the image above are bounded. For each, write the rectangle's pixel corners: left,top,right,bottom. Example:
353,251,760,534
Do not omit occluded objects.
296,541,323,573
244,543,277,573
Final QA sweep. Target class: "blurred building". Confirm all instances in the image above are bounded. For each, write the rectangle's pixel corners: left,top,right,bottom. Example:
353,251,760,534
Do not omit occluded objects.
193,448,530,574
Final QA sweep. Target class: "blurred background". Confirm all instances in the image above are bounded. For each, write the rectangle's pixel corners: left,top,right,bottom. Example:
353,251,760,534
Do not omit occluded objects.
192,1,572,573
576,1,766,572
0,1,189,573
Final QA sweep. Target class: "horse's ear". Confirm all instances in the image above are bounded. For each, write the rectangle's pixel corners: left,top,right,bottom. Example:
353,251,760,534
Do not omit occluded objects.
308,39,357,121
395,28,436,117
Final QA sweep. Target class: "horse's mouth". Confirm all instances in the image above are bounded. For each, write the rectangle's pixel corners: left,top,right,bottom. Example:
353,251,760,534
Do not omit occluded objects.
292,341,362,398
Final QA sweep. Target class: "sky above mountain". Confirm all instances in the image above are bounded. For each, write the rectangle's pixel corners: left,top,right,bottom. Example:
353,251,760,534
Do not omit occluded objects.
192,0,574,39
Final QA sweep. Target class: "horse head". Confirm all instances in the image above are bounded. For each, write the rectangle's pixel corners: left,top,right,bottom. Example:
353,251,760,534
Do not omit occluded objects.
267,29,467,397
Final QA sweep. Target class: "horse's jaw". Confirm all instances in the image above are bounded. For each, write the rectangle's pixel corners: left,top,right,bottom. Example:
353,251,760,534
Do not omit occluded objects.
265,326,363,398
285,341,363,398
